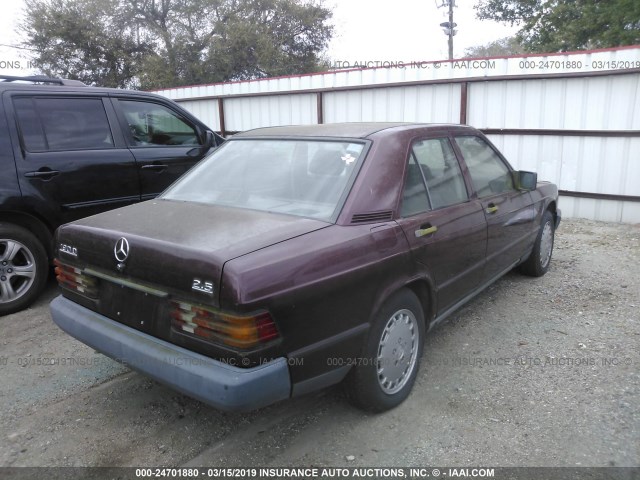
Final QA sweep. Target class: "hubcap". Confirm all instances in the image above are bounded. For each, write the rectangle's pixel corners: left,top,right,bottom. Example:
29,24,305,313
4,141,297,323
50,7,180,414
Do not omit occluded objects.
0,239,37,304
377,308,419,395
539,221,554,269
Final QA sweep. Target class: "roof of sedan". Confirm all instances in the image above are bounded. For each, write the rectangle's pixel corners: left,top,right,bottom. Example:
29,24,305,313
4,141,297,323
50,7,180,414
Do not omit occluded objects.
233,122,477,139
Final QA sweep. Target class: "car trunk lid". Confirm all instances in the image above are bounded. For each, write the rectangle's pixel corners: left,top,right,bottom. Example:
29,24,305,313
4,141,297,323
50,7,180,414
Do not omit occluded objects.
55,199,330,330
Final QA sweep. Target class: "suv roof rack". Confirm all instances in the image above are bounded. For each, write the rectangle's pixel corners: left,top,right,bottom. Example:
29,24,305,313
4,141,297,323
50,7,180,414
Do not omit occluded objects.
0,75,86,86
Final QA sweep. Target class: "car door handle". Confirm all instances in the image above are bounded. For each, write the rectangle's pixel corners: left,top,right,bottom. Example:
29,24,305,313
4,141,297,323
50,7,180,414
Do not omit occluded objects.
141,164,168,171
486,203,499,214
415,225,438,237
24,169,60,180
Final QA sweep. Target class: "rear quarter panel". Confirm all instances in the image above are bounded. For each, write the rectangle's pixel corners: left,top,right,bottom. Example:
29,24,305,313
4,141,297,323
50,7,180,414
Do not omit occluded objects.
220,223,415,384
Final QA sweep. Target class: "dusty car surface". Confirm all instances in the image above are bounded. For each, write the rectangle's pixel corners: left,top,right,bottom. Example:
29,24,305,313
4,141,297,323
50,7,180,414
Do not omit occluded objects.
50,122,560,412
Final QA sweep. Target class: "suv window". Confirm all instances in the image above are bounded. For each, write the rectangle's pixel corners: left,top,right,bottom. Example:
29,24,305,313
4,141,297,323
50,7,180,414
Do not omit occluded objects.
14,97,114,152
454,136,514,198
119,100,200,146
401,138,468,216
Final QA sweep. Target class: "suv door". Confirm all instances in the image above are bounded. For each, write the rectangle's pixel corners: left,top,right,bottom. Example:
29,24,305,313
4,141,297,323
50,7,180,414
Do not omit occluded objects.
8,95,140,225
453,135,535,282
397,137,487,314
112,98,208,200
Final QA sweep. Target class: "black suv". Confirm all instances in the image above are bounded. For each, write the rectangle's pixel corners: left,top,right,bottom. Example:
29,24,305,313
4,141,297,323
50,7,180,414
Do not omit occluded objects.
0,75,223,315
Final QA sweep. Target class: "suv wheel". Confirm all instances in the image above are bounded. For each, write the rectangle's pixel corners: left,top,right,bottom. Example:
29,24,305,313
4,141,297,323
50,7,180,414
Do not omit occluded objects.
0,224,48,316
346,289,425,412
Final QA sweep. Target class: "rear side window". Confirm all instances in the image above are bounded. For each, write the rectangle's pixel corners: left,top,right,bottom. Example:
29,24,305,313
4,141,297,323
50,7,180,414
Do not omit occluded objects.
401,155,431,217
412,138,468,209
13,98,46,151
400,138,468,216
13,97,114,152
118,100,200,146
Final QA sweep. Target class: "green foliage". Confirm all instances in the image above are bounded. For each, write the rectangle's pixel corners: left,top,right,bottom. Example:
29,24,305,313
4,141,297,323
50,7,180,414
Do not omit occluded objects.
475,0,640,53
22,0,148,88
21,0,333,89
464,37,526,58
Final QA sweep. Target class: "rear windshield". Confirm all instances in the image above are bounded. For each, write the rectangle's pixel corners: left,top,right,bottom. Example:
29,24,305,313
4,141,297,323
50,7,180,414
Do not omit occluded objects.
162,138,366,222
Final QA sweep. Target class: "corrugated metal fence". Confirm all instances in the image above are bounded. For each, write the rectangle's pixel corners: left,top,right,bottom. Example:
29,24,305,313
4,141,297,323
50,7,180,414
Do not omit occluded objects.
154,46,640,223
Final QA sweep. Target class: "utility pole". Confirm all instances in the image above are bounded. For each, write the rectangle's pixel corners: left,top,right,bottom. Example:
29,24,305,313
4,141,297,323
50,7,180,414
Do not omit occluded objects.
447,0,454,60
436,0,457,60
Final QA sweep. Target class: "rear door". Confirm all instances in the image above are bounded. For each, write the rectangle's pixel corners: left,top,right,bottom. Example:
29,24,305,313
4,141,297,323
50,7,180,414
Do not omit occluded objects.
8,94,140,225
396,137,487,314
452,135,535,282
112,98,208,201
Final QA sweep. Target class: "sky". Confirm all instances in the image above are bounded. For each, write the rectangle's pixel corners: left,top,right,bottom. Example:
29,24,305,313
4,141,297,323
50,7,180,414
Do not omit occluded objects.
327,0,518,64
0,0,518,77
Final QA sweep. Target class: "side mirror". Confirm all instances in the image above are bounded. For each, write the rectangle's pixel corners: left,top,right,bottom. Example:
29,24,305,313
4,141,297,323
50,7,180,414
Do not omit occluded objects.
204,131,215,148
187,131,218,157
204,131,226,147
516,170,537,191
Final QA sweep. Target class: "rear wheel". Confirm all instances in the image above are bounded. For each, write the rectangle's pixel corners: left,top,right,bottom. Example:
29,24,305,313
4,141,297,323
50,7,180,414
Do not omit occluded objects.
0,224,48,316
519,210,555,277
346,289,425,412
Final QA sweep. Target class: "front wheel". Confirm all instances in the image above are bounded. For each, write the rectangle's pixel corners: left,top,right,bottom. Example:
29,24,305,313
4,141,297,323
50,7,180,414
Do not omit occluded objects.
346,289,425,412
519,210,555,277
0,224,48,316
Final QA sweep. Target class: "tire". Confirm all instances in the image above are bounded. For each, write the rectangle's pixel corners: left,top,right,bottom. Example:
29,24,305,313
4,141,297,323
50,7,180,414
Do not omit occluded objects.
519,210,555,277
0,223,49,316
346,288,425,412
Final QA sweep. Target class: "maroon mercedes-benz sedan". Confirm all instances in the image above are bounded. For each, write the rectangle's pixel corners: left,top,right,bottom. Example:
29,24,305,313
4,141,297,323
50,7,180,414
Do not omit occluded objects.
50,123,560,412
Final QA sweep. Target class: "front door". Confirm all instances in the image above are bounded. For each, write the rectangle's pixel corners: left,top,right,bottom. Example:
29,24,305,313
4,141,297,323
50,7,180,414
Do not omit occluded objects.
112,98,207,200
453,135,535,282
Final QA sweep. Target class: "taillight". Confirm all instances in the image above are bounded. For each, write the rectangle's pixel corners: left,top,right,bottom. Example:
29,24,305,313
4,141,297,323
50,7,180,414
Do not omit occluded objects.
170,301,279,349
54,259,98,299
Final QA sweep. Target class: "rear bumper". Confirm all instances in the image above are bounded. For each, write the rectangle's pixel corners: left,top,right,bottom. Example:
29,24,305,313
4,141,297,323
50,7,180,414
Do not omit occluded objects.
49,295,291,411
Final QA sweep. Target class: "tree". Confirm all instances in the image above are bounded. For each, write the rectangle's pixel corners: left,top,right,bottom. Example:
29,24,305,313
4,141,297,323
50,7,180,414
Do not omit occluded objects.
22,0,149,88
20,0,333,89
474,0,640,53
464,36,526,58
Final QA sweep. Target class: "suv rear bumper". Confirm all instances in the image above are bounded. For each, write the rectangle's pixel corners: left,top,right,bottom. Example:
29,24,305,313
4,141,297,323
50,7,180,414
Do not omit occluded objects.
50,295,291,411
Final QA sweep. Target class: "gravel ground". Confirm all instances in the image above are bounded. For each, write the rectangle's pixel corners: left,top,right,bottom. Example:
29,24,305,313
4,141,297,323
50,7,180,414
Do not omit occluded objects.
0,218,638,470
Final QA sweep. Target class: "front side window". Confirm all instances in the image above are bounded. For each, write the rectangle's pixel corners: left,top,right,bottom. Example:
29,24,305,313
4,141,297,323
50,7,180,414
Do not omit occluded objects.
14,97,114,152
119,100,200,146
454,136,514,198
163,139,366,222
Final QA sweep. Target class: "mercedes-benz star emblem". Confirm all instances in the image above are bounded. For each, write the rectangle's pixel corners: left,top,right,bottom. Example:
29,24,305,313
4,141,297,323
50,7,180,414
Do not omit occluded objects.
114,237,130,263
